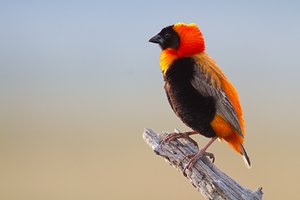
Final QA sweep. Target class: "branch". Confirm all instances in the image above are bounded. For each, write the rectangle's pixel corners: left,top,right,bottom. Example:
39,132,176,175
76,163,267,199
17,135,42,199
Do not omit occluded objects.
143,128,263,200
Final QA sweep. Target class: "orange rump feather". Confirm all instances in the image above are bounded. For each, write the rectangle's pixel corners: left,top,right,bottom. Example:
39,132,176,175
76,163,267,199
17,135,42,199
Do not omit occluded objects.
194,52,245,154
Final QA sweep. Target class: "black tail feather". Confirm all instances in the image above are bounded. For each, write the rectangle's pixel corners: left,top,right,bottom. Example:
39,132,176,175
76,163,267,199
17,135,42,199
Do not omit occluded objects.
241,144,251,168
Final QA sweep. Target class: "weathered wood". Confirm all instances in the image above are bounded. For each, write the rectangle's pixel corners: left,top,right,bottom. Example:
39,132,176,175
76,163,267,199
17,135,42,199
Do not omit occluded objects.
143,128,263,200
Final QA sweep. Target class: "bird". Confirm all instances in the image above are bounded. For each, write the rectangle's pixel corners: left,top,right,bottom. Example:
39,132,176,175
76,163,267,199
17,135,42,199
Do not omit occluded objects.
149,22,251,173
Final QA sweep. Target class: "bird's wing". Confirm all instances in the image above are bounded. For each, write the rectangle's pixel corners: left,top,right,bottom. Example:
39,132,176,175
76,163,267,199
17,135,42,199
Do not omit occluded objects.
191,63,243,137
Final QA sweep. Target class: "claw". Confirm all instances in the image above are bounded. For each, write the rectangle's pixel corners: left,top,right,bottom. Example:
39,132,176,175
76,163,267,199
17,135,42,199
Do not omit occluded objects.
182,137,217,175
205,152,215,163
160,131,198,150
183,151,215,175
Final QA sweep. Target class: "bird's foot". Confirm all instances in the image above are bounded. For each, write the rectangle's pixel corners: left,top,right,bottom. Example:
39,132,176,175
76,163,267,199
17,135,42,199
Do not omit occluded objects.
183,150,215,176
160,131,198,150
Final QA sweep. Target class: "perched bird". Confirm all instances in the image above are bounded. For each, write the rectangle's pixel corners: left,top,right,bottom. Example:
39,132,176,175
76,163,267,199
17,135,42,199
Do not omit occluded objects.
149,22,251,173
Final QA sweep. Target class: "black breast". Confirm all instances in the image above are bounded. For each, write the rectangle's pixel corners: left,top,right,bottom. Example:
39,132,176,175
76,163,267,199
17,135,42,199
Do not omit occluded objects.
164,57,216,138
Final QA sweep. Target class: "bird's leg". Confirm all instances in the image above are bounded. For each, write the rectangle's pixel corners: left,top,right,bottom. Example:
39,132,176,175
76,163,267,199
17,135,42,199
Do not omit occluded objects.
183,137,217,175
160,131,198,149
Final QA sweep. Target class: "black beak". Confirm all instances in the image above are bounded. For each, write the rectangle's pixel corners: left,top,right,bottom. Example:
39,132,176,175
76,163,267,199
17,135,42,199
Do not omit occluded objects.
149,34,163,44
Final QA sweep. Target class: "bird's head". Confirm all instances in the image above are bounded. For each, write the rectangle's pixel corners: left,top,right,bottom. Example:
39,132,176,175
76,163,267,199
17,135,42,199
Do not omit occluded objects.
149,22,205,57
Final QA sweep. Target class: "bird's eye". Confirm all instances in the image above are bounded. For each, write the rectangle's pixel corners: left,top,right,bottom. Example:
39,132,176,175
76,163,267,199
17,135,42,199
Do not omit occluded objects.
164,33,171,39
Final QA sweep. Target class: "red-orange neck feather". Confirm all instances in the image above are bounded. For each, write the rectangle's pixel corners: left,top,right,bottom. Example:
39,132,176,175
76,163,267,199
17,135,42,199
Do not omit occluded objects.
172,23,205,57
160,23,205,74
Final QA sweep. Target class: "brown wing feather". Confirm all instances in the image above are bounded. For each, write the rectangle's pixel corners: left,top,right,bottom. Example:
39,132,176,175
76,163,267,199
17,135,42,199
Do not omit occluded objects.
191,62,243,137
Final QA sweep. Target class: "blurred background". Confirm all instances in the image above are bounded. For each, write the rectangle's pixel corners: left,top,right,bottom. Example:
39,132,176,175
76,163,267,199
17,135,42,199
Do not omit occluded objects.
1,1,300,199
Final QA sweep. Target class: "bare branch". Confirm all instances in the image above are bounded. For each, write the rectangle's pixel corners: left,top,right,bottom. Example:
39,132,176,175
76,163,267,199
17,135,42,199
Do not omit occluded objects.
143,128,263,200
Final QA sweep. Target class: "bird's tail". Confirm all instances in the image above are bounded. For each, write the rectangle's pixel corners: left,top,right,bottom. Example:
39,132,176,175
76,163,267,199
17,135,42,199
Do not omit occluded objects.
223,131,251,168
240,143,251,168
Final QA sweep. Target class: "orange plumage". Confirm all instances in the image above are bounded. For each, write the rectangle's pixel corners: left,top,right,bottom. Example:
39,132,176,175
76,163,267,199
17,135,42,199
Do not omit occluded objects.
149,22,250,170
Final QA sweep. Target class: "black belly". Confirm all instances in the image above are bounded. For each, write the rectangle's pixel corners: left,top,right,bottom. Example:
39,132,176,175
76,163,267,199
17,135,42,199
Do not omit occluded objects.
164,57,216,138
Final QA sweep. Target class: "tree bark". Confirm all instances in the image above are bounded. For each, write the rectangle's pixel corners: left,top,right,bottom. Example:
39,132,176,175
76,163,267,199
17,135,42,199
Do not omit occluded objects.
143,128,263,200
